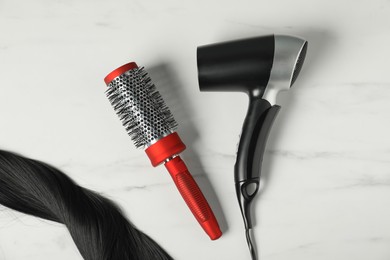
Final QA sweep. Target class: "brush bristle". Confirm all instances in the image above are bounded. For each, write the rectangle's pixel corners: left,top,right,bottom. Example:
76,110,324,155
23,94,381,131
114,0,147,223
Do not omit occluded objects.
106,67,177,148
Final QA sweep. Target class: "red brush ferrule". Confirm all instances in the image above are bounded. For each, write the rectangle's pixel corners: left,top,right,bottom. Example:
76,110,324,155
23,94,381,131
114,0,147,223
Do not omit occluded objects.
145,132,186,167
104,62,138,85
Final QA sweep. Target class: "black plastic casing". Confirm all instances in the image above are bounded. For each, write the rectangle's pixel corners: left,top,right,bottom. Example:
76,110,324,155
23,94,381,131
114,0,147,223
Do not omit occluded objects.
197,35,274,95
234,99,280,229
197,35,280,229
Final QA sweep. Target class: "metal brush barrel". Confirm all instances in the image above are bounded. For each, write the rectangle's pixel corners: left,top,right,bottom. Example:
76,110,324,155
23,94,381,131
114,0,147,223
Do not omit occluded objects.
105,67,177,148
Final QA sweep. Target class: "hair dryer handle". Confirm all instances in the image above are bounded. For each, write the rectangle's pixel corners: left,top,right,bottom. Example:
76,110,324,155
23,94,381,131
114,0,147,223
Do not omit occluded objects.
235,98,280,229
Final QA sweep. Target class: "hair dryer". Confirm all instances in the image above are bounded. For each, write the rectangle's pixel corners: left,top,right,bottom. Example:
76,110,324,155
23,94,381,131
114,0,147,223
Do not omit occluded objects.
197,35,308,259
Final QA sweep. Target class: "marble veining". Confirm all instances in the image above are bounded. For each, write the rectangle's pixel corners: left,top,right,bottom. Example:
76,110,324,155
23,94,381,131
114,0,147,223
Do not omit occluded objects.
1,0,390,259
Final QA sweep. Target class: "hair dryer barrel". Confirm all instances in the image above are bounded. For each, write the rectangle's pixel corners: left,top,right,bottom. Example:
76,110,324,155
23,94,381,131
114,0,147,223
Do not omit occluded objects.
197,35,308,102
197,35,275,94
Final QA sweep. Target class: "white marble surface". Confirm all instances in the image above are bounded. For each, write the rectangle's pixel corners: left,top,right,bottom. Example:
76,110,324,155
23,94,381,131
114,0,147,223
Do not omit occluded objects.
1,0,390,259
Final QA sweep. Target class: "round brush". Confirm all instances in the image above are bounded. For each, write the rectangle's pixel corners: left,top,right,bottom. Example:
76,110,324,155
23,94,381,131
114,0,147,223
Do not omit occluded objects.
103,62,222,240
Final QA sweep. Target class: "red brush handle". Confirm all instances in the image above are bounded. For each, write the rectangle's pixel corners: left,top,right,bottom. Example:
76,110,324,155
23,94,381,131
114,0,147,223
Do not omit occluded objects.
165,156,222,240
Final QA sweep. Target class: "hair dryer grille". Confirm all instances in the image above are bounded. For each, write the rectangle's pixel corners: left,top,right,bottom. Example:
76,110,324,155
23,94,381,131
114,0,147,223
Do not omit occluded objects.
291,41,308,86
106,67,177,148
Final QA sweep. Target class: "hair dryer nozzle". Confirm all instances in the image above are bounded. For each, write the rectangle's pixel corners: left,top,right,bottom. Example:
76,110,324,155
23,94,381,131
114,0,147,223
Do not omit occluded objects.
263,35,307,104
197,35,307,103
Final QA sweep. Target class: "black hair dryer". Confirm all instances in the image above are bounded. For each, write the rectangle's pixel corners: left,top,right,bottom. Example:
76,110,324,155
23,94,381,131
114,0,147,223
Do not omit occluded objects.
197,35,308,259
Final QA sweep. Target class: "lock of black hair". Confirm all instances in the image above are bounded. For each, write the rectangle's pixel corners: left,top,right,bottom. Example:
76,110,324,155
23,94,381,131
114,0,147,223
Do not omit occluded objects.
0,150,173,260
